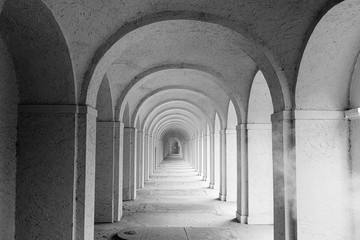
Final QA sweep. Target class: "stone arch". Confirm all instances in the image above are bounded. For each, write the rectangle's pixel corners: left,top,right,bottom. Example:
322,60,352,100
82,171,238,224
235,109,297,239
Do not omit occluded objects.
130,88,224,129
140,101,213,133
0,0,75,104
295,1,359,239
116,65,242,123
82,12,289,113
296,0,360,110
0,1,81,239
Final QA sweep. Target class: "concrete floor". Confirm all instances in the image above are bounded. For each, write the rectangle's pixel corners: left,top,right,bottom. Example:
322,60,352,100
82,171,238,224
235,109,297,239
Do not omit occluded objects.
95,156,273,240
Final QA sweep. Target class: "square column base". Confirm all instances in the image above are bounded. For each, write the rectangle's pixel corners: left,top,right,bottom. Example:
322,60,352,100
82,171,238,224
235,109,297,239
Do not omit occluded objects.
219,193,226,201
236,211,248,224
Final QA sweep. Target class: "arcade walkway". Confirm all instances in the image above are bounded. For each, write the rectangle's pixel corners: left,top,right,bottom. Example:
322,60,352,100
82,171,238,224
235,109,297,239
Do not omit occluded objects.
94,157,272,240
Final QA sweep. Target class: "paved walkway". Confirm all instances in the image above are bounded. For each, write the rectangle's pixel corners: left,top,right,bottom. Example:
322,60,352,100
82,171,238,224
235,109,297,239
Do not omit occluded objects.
95,156,273,239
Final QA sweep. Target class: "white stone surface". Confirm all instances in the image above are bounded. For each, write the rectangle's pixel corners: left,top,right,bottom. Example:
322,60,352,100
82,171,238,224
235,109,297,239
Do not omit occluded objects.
296,119,351,240
248,127,273,224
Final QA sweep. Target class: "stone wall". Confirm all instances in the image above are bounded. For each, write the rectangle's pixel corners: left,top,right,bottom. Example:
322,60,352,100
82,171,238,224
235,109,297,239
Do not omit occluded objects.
0,34,17,240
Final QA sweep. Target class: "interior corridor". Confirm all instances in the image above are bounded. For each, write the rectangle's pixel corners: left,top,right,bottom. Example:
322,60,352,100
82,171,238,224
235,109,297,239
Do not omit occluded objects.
1,1,360,240
95,156,272,240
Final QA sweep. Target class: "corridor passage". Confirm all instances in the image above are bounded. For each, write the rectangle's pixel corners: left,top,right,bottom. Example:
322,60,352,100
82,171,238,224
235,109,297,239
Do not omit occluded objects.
95,157,272,240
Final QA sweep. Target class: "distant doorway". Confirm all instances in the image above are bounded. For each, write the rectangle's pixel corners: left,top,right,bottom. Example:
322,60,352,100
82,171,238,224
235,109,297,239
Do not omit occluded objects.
171,141,180,154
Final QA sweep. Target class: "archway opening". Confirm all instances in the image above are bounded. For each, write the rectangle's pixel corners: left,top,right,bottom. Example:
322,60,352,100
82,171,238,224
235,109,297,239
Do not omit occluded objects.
247,70,274,224
226,100,237,202
171,141,180,155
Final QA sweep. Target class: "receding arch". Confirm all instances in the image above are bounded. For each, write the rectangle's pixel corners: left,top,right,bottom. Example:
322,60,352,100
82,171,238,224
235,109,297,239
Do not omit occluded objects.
130,88,224,128
141,100,213,133
116,66,242,122
82,13,289,113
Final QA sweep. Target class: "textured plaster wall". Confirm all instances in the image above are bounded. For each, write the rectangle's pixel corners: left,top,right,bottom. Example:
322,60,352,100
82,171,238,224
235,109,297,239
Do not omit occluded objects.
225,131,237,201
296,120,351,240
95,123,115,223
16,113,76,240
0,36,17,240
123,128,137,200
247,127,273,224
350,119,360,240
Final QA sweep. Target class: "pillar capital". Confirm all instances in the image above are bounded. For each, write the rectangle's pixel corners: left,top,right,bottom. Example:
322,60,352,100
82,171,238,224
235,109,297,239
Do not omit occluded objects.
124,126,136,130
114,121,123,129
236,124,247,130
246,123,272,130
96,121,116,128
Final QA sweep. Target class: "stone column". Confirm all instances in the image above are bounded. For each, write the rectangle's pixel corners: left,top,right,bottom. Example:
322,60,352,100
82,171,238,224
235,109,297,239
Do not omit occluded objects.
225,129,237,202
153,137,157,171
202,133,208,181
114,122,124,221
198,137,203,176
236,124,248,223
271,111,296,240
192,140,195,168
95,121,115,223
143,133,149,181
219,130,227,201
347,108,360,240
189,140,193,167
186,141,190,163
123,127,137,201
17,105,97,240
136,130,144,189
247,123,273,224
194,138,198,171
209,133,215,189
